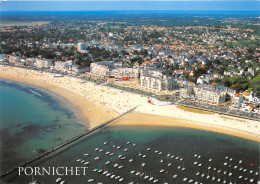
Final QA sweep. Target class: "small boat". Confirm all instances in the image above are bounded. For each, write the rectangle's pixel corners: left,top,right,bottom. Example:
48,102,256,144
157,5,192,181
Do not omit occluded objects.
129,159,133,162
104,142,107,145
56,178,62,182
173,174,178,178
60,181,66,184
127,141,131,144
105,161,110,165
124,148,128,152
209,158,212,162
155,150,158,153
170,155,174,158
116,146,121,149
94,157,100,160
130,170,135,174
144,175,149,179
98,169,102,173
115,176,120,180
194,162,198,165
183,178,188,182
147,148,151,151
143,154,147,158
142,163,146,167
103,171,108,175
114,163,119,167
118,165,123,169
84,161,89,165
87,179,94,183
111,175,115,179
168,163,172,166
93,168,98,172
118,155,122,158
76,159,81,162
119,178,124,182
153,179,158,183
84,153,89,156
140,173,144,177
133,143,136,146
158,152,162,155
95,148,99,151
188,179,193,183
105,152,110,155
198,163,202,167
109,153,114,156
160,169,165,173
149,177,154,181
136,172,140,176
113,145,116,148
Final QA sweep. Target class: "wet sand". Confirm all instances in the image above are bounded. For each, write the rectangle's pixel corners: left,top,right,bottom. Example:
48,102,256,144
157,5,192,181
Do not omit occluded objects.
0,65,259,142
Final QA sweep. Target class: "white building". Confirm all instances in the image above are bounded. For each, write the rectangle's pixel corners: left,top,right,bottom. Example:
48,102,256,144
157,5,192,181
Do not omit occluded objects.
180,85,226,105
230,94,243,109
77,42,88,53
9,56,21,64
35,58,53,69
140,75,178,91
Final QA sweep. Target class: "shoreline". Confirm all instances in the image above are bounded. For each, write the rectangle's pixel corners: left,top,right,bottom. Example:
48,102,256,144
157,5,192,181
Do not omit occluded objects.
111,111,260,142
0,65,259,142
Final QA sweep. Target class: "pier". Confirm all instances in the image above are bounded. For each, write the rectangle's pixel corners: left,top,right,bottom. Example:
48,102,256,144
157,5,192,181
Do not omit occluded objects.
0,106,138,178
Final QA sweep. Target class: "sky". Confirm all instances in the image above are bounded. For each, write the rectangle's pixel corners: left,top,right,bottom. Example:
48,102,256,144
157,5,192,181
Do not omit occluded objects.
0,1,259,11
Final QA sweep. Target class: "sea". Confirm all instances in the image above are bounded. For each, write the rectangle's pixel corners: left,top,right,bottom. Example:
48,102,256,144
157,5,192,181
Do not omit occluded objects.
0,79,259,184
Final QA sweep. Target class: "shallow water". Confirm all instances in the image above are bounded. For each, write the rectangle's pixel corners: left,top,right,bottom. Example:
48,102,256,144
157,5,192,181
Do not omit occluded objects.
0,80,259,184
4,126,259,184
0,79,85,172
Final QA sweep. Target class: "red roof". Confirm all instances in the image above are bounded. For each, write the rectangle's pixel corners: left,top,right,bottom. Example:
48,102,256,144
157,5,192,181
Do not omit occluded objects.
248,104,255,109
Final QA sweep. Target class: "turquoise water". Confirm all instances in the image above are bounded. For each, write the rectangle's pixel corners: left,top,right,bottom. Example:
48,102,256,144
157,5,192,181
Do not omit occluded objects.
0,80,259,184
0,79,85,172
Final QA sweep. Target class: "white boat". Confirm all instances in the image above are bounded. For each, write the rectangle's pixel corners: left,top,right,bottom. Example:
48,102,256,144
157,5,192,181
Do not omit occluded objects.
149,177,154,181
76,159,81,162
98,169,102,173
104,142,107,145
173,174,178,178
114,163,119,167
118,165,123,169
116,146,121,149
103,171,108,175
183,178,188,181
87,179,94,183
94,157,100,160
84,153,89,156
130,170,135,174
60,181,66,184
133,143,136,146
168,163,172,166
127,141,131,144
136,172,140,176
118,155,122,158
153,179,158,183
105,152,110,155
95,148,99,151
147,148,151,151
84,161,89,165
105,161,110,165
160,169,164,173
124,148,128,152
119,178,124,182
144,175,149,179
115,176,120,180
56,178,62,182
129,159,133,162
142,163,146,167
111,175,115,179
109,153,114,156
143,154,147,158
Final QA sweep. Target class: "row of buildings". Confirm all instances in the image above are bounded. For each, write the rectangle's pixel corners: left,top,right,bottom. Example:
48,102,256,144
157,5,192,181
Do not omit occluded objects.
5,55,89,74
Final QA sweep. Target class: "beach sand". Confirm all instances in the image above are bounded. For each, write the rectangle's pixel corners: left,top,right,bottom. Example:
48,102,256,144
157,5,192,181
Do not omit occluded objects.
0,66,259,142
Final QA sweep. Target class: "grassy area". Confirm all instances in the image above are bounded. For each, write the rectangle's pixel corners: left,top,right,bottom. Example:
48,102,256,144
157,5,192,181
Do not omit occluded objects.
160,96,173,101
220,116,246,122
0,21,51,26
177,105,215,114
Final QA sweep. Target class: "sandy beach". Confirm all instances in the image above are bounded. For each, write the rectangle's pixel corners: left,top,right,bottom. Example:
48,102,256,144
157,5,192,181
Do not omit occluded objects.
0,65,259,142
